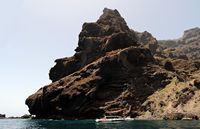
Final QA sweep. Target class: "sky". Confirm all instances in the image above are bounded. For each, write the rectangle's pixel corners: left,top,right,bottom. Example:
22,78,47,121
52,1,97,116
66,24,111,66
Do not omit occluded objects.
0,0,199,117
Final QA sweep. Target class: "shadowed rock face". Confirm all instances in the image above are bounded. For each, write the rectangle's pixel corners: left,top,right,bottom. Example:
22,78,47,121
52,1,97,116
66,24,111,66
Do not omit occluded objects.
26,8,200,120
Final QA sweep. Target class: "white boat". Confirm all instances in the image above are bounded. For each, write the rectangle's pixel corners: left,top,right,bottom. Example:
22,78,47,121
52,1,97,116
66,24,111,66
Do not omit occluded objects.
95,116,134,122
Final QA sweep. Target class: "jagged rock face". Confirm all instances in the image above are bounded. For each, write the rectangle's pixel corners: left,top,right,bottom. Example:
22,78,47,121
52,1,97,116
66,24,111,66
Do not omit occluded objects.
26,8,200,120
158,27,200,61
26,46,172,119
49,8,137,82
139,74,200,120
49,8,157,82
136,31,158,55
26,8,171,119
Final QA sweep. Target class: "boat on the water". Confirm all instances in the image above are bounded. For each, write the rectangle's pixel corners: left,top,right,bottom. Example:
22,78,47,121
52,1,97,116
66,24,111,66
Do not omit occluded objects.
95,116,134,122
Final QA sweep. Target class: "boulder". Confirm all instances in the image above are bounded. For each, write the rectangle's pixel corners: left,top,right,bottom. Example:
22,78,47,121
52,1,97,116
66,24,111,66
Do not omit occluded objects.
194,79,200,89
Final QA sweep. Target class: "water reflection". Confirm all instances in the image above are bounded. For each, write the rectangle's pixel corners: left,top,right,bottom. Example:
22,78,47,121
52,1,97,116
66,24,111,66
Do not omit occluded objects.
95,120,200,129
0,119,200,129
27,119,96,129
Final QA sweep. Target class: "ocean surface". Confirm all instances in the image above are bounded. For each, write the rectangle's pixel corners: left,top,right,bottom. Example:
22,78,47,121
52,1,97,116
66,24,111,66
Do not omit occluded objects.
0,119,200,129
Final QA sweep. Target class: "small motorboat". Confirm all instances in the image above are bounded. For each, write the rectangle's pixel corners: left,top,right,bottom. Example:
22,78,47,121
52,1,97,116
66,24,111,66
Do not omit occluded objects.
95,116,134,122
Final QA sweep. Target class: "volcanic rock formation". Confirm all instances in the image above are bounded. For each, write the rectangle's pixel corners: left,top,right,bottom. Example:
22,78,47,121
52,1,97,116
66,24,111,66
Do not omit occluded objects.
26,8,200,120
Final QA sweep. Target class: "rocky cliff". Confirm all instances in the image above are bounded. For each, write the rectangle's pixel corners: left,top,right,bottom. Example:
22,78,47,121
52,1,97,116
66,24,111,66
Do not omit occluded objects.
26,8,200,120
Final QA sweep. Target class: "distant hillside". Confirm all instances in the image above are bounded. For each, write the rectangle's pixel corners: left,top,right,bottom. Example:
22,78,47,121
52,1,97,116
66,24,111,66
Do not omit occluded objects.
158,27,200,61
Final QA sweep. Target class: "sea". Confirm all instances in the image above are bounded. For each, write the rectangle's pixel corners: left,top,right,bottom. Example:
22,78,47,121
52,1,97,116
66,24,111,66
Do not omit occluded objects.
0,119,200,129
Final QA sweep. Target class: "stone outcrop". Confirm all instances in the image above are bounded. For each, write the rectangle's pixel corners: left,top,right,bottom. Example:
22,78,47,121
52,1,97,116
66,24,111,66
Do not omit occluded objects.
135,31,158,55
26,8,200,120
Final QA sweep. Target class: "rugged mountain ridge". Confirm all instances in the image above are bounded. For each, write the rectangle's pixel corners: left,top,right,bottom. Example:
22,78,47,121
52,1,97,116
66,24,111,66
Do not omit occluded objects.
158,27,200,61
26,8,200,120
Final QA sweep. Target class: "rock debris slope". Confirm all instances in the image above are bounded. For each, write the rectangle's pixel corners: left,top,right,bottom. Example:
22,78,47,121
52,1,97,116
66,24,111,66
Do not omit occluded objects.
26,8,200,120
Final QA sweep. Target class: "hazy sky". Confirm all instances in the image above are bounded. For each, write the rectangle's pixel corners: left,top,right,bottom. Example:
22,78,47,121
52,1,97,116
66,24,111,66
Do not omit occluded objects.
0,0,199,116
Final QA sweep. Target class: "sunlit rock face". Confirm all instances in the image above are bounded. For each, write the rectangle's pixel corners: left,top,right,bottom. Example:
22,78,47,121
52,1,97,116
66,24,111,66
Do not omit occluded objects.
26,8,200,120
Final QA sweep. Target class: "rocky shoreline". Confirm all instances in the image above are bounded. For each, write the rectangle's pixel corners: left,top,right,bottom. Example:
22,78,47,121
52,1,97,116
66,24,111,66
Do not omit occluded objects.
26,8,200,120
0,114,32,119
0,114,6,119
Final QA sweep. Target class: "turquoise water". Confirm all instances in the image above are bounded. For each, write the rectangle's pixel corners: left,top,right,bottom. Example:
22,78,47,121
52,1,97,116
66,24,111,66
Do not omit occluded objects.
0,119,200,129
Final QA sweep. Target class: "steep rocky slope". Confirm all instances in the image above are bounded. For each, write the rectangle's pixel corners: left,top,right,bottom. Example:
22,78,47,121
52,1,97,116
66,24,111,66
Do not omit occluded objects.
141,27,200,120
26,8,200,120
